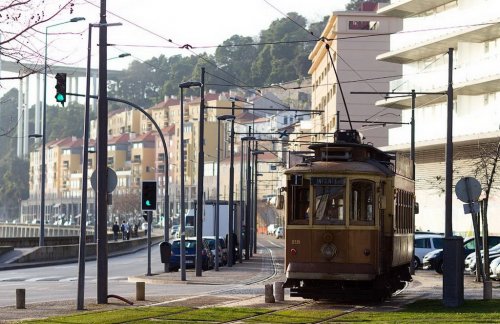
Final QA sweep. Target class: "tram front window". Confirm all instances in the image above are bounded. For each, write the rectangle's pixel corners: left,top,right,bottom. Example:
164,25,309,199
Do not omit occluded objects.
288,179,310,225
350,180,375,225
313,185,345,225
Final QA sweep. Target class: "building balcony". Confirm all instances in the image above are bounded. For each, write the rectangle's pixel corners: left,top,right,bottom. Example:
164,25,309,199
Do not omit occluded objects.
377,55,500,108
378,22,500,64
385,97,500,150
378,0,453,18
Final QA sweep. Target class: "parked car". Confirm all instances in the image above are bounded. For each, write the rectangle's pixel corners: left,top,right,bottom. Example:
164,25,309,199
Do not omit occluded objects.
423,236,500,274
489,255,500,280
170,225,179,236
414,234,444,269
275,227,284,239
267,224,278,235
464,243,500,275
203,236,227,266
168,237,214,272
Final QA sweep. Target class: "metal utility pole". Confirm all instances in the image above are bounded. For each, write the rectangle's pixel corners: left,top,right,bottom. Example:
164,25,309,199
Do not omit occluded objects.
253,150,264,255
245,127,253,260
196,68,205,277
443,47,464,308
96,0,109,304
216,114,235,270
228,102,236,267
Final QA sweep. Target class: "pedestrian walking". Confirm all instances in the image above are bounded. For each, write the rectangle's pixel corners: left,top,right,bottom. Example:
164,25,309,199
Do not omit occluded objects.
112,221,119,241
121,220,127,240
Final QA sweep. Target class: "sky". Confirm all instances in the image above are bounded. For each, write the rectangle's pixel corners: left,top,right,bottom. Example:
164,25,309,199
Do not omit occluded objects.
1,0,349,99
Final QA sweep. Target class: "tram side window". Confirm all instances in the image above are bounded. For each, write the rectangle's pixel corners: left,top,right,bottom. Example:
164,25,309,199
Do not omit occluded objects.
313,185,345,225
288,179,310,225
394,189,414,234
350,180,375,225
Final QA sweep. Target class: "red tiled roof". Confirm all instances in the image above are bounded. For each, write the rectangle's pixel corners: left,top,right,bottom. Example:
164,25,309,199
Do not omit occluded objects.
131,131,155,142
108,133,130,144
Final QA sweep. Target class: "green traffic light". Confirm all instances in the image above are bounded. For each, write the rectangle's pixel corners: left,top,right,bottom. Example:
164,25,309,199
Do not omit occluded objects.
55,93,65,102
145,200,151,206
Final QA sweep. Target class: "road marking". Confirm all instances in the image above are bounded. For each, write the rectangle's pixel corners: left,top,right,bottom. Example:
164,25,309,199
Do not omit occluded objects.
26,277,61,282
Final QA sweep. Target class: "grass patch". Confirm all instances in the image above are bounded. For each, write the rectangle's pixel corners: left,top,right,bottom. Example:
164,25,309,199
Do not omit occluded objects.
23,306,190,324
245,309,342,323
162,307,270,322
20,300,500,323
336,300,500,323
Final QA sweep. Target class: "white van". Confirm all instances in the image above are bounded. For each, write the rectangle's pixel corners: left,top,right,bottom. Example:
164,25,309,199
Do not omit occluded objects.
267,224,277,235
414,233,444,269
175,225,195,238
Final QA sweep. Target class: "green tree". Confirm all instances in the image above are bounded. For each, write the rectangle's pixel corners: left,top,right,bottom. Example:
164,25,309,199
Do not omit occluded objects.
214,35,259,86
0,157,29,220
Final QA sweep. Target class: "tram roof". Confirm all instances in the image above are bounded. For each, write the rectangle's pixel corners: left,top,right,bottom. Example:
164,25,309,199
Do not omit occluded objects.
285,160,393,177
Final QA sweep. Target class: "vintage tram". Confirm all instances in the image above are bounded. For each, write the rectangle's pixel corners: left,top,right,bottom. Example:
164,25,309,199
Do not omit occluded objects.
283,129,415,300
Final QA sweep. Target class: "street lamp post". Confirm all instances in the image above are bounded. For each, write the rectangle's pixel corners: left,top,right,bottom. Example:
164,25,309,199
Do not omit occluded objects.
40,17,85,247
252,150,264,255
179,81,202,281
241,131,255,260
216,115,235,271
227,101,236,267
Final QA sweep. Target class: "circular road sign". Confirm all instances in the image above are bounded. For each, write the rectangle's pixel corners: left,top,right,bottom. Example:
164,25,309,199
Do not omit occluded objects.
90,167,117,193
455,177,482,203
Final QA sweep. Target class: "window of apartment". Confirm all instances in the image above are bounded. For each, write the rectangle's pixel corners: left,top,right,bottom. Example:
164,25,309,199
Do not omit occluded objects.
348,20,379,31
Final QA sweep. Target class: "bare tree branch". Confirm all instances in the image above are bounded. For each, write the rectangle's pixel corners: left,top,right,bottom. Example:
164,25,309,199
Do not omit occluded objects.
1,0,75,65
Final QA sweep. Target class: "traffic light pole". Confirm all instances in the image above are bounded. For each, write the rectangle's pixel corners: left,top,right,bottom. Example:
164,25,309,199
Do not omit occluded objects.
147,210,152,276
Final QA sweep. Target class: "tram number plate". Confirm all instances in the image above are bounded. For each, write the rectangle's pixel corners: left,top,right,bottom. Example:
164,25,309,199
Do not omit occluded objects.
291,239,301,245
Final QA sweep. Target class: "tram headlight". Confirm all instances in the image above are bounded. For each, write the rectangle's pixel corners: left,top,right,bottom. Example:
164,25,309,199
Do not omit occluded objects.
321,243,337,260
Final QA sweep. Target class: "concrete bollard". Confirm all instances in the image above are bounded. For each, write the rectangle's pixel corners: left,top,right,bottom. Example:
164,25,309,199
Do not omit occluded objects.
264,284,275,303
483,280,492,300
274,281,284,302
16,289,25,309
136,282,145,301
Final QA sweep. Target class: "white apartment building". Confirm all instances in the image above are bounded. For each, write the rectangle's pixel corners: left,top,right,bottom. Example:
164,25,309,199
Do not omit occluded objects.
377,0,500,234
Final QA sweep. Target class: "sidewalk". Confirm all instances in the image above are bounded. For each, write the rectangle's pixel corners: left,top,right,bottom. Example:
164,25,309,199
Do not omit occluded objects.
0,236,163,271
129,252,285,286
0,252,285,323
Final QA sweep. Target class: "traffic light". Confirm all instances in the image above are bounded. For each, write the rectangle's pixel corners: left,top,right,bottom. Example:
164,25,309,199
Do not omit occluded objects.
55,73,67,106
142,181,157,210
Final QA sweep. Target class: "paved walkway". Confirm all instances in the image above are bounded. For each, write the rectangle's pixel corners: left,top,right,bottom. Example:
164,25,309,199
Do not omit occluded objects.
129,250,285,286
0,251,284,323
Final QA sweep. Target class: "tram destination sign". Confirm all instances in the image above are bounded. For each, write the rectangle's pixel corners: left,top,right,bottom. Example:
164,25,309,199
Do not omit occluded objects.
311,177,345,186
